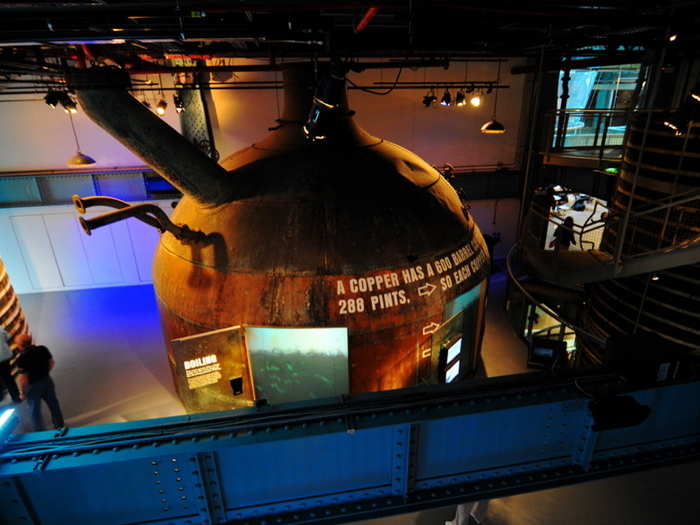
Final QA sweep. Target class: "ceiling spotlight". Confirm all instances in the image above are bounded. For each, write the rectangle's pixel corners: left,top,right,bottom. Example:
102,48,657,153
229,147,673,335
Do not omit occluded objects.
156,99,167,116
422,91,437,107
690,84,700,103
663,120,679,131
486,85,494,94
651,273,660,281
455,90,466,106
470,94,482,108
303,64,346,142
142,100,152,109
465,86,475,93
60,93,78,114
669,34,678,42
44,90,61,108
440,89,452,106
663,119,683,135
173,94,185,113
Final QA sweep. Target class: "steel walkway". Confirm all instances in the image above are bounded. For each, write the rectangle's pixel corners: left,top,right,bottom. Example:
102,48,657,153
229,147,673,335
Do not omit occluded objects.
2,372,700,524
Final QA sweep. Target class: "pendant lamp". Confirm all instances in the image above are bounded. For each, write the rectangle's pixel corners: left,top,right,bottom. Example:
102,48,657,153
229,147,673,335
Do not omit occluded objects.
66,112,96,167
481,61,506,134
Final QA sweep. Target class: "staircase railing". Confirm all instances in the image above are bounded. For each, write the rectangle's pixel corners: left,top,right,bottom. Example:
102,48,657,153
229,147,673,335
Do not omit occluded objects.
524,188,700,270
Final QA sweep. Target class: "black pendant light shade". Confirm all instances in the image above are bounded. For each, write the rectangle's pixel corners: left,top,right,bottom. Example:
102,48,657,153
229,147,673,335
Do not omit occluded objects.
480,120,506,134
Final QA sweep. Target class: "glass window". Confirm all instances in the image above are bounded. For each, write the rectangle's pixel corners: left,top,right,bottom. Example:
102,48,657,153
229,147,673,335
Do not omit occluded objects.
555,63,641,148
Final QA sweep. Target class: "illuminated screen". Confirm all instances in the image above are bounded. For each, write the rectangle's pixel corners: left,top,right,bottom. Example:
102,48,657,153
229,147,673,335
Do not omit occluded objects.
444,285,482,320
446,338,462,363
534,346,554,359
245,326,349,406
445,360,460,383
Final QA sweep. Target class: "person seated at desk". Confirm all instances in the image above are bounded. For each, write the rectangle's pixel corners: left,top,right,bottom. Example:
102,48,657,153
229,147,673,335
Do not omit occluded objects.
550,216,577,254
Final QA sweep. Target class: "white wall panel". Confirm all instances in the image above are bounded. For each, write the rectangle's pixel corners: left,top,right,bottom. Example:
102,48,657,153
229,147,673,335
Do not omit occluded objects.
0,201,175,294
43,213,93,287
11,215,64,290
80,215,124,285
108,220,141,284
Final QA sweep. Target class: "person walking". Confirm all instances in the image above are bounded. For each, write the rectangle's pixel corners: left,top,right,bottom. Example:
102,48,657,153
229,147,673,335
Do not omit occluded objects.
0,327,20,403
551,216,577,255
13,334,64,430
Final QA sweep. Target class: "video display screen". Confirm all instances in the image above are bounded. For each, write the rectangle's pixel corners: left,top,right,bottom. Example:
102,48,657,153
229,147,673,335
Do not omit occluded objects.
444,285,482,320
446,338,462,363
245,326,349,406
445,360,460,383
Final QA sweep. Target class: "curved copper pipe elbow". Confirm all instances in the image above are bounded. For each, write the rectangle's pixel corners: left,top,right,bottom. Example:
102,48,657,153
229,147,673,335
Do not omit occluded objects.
78,203,206,242
73,194,164,231
72,194,130,214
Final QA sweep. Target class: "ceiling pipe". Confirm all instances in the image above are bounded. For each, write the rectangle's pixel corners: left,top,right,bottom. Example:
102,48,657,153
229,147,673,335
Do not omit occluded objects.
355,7,380,33
127,58,449,74
69,67,233,205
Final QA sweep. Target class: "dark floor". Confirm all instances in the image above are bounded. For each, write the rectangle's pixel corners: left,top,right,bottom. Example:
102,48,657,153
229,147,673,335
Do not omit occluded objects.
5,273,700,524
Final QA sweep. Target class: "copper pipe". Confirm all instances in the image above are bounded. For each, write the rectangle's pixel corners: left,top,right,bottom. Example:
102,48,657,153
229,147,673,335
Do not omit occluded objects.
79,203,206,242
72,194,164,231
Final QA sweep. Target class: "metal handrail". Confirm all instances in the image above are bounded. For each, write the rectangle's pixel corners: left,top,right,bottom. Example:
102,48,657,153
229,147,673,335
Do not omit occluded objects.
506,242,607,345
546,108,669,115
530,187,700,265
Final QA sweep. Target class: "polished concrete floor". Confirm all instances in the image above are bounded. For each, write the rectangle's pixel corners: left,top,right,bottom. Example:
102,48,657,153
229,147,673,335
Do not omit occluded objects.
5,273,700,524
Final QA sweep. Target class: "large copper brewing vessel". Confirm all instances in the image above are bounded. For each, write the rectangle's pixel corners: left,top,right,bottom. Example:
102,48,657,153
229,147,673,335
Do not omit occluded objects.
75,65,490,411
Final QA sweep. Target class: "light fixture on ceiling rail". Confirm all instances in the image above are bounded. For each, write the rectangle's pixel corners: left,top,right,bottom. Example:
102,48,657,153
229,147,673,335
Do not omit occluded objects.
481,61,506,134
44,90,61,108
456,62,468,107
66,111,96,167
422,87,437,107
156,99,168,116
303,62,348,142
45,90,77,113
155,73,167,116
60,92,77,114
173,94,185,113
470,92,482,107
440,88,452,106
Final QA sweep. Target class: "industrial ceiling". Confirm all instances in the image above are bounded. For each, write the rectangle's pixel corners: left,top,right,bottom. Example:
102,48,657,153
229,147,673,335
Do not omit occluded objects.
0,1,698,80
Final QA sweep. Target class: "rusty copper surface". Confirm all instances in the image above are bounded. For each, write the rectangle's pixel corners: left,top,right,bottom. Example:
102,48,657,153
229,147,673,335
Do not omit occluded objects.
154,105,490,406
75,64,491,411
